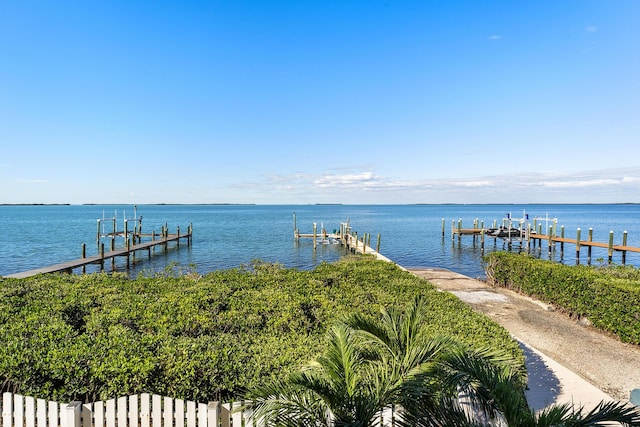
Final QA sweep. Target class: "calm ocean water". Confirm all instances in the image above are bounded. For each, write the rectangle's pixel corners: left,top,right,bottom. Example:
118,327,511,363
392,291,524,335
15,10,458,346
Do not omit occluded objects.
2,204,640,279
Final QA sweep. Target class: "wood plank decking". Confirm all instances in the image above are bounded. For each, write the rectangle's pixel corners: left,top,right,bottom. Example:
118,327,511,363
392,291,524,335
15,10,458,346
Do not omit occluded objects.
5,231,192,279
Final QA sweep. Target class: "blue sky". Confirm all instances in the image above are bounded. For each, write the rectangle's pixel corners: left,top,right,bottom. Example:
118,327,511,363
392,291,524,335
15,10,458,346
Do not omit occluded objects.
1,1,639,204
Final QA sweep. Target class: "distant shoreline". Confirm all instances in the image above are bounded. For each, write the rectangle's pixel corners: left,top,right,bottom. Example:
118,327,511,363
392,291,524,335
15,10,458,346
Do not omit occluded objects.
0,203,71,206
1,202,639,206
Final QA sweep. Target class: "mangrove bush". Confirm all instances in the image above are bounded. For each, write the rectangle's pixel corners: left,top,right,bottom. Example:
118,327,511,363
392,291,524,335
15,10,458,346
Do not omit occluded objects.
0,256,521,402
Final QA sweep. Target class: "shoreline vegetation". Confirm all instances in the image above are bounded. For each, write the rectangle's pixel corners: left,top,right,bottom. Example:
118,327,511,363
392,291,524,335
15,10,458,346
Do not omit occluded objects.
484,252,640,345
0,256,520,402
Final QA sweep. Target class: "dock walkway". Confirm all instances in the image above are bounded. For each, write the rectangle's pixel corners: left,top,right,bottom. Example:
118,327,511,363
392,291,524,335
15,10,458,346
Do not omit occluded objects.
5,231,191,279
409,268,640,411
293,215,392,264
450,215,640,265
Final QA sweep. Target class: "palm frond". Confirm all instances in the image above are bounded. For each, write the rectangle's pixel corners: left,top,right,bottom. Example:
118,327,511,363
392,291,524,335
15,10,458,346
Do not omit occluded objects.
397,394,487,427
543,399,640,426
433,344,531,425
244,379,330,427
314,324,364,396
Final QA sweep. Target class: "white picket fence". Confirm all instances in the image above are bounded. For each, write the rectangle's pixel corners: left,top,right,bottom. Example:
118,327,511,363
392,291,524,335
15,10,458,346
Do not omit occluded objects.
1,392,402,427
1,393,257,427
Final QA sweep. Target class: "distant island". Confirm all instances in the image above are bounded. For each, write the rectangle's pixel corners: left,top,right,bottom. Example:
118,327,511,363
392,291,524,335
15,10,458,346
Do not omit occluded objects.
0,203,71,206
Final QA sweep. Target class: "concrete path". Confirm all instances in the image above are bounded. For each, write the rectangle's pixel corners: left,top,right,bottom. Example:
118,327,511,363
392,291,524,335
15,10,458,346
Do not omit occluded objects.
408,268,640,411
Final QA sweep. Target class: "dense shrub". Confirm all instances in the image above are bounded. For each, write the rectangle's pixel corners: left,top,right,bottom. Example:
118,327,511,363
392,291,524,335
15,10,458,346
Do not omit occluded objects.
483,252,640,345
0,256,520,402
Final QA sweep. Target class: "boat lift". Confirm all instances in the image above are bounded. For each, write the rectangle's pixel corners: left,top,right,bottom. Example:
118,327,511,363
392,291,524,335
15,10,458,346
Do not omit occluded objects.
96,205,143,247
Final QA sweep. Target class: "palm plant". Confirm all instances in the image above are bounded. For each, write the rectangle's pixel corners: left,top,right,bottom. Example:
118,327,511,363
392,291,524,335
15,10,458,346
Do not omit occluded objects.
246,323,395,426
244,297,640,426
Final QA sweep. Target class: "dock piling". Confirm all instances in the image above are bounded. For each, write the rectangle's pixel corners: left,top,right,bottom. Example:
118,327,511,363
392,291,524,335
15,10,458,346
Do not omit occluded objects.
82,243,86,273
608,231,614,264
576,228,581,264
313,223,317,249
588,228,593,264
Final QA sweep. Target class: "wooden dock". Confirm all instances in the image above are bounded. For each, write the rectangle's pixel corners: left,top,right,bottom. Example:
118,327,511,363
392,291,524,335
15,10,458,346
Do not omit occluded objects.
5,226,192,279
449,214,640,265
527,229,640,264
292,213,392,263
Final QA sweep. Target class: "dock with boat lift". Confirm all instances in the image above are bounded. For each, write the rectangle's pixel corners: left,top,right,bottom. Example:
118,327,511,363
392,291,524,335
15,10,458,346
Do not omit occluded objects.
448,211,640,265
292,213,392,263
4,209,192,279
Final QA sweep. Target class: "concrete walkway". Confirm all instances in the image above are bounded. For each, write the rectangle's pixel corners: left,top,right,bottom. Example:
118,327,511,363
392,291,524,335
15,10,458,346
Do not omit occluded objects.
408,268,640,411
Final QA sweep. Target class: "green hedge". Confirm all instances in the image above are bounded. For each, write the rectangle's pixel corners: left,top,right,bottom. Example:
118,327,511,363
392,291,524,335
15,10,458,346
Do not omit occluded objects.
483,252,640,345
0,256,520,402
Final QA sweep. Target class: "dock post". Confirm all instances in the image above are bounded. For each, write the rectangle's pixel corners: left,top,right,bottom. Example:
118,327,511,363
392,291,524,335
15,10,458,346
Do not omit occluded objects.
189,223,193,246
362,234,367,253
622,231,628,265
608,231,614,264
451,220,455,241
293,212,297,238
480,228,485,250
560,226,565,259
164,224,168,252
492,219,497,245
588,228,593,264
96,219,100,243
376,233,381,253
442,218,445,238
547,225,553,258
354,232,358,252
473,218,478,244
457,219,462,243
576,228,581,265
82,243,86,274
100,243,105,272
313,223,317,249
111,237,115,270
126,238,131,268
177,226,181,248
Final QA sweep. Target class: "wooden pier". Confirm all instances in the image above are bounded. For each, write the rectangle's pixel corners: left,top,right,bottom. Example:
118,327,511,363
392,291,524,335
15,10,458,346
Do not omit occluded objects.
448,214,640,266
5,224,192,279
292,213,392,263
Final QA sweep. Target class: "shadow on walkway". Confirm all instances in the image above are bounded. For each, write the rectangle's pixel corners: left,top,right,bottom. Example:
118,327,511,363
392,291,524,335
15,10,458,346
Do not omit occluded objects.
519,340,561,412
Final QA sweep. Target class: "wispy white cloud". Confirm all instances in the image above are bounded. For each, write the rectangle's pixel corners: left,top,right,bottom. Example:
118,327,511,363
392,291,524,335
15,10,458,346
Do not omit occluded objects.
446,180,496,188
585,25,598,33
487,34,501,40
542,179,618,188
228,166,640,203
